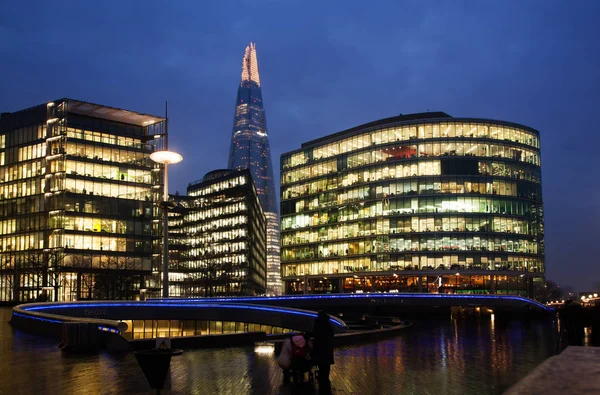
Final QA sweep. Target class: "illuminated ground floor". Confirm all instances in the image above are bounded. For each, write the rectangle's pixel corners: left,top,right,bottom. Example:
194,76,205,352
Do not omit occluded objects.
118,318,295,340
0,269,146,302
283,272,542,298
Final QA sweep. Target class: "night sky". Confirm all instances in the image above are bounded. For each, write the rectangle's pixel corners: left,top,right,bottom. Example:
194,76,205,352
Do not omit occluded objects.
1,1,598,291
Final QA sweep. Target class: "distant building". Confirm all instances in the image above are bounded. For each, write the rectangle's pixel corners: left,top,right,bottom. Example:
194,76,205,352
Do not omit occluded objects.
228,43,281,295
167,169,267,297
0,99,165,302
280,112,544,297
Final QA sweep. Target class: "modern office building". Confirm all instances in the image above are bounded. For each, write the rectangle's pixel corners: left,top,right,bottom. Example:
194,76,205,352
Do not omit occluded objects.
0,99,164,302
280,112,544,297
167,169,267,297
228,43,281,295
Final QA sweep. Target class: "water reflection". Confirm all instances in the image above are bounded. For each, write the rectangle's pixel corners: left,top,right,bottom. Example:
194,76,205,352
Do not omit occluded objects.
0,308,556,395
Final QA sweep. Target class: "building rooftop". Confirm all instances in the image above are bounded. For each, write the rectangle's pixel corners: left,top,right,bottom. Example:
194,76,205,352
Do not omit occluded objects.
0,98,165,128
301,111,452,148
64,99,165,126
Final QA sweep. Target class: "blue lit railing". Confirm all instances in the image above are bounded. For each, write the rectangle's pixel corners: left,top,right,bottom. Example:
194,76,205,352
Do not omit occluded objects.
12,303,126,335
19,302,347,329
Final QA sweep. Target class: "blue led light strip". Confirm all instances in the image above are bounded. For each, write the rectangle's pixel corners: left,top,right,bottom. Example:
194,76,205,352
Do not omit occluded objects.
150,293,554,312
97,326,120,334
20,303,346,328
13,312,62,324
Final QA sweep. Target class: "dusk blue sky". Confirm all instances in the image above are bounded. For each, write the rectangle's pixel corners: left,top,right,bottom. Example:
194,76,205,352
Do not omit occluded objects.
1,1,598,291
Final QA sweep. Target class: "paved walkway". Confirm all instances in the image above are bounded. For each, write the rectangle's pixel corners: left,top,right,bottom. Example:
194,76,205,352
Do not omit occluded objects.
504,346,600,395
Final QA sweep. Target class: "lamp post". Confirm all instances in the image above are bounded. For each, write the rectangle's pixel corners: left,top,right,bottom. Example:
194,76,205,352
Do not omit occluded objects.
150,150,182,298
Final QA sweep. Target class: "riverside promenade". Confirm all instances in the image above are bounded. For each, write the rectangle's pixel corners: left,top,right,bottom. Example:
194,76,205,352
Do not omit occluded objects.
505,346,600,394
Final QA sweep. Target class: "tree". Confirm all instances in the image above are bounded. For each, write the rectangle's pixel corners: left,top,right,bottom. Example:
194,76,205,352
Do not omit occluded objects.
93,256,140,300
46,249,66,301
23,249,64,301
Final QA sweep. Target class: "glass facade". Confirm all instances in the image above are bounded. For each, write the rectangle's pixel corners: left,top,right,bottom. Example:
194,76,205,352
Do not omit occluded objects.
119,319,293,340
280,113,544,297
0,99,164,302
167,169,267,297
228,43,281,295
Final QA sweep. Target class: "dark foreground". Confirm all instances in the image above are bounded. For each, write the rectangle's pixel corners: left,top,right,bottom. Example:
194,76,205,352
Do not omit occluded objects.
0,308,557,394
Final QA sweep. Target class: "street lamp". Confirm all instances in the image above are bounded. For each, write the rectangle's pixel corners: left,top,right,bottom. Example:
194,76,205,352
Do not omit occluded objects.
150,150,183,298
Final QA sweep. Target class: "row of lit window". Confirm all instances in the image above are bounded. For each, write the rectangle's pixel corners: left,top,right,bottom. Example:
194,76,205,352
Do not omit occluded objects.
63,198,152,218
0,178,43,200
65,142,151,167
168,266,250,280
51,234,151,252
175,254,248,266
282,215,538,245
186,240,247,255
282,237,539,261
346,141,538,168
188,175,248,197
282,197,541,230
64,178,151,201
183,201,247,220
184,212,247,231
290,180,538,215
0,232,44,252
286,277,533,295
0,215,49,235
284,122,539,168
63,160,151,184
282,143,539,185
185,227,248,245
65,127,146,150
15,143,46,162
281,160,541,200
3,147,45,173
0,159,45,183
59,254,148,271
58,216,150,235
281,256,543,277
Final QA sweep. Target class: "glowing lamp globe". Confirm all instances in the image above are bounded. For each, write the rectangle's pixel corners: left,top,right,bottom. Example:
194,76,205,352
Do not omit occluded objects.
150,151,183,165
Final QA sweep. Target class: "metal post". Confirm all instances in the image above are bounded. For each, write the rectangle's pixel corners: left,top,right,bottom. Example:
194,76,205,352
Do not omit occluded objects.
162,162,169,299
163,102,169,299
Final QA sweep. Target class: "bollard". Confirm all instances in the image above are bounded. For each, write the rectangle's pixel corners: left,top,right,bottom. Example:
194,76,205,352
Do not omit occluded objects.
134,348,180,393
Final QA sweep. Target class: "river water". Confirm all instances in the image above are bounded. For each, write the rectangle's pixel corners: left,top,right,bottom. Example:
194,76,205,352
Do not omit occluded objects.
0,307,557,394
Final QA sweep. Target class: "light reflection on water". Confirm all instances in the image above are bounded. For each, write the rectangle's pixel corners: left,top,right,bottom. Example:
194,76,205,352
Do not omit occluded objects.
0,308,557,394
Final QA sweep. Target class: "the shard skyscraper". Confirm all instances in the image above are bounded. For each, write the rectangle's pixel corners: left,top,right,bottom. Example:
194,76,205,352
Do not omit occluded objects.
228,43,281,295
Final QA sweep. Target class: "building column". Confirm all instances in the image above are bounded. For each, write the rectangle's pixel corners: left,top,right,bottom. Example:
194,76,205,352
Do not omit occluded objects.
13,263,20,303
303,275,308,295
339,278,344,294
490,275,496,294
76,272,81,301
371,276,376,292
418,276,423,293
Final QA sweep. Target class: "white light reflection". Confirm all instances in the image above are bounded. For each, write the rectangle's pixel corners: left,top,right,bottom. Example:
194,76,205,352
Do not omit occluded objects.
254,343,274,355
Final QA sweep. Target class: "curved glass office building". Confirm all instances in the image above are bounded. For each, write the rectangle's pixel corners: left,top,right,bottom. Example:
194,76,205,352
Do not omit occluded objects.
280,112,544,297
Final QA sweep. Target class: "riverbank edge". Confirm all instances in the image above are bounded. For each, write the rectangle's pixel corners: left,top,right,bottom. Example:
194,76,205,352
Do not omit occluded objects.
504,346,600,394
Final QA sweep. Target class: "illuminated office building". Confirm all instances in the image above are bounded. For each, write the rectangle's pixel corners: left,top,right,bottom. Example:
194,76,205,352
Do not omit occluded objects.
280,113,544,297
0,99,164,302
228,43,281,295
167,169,267,297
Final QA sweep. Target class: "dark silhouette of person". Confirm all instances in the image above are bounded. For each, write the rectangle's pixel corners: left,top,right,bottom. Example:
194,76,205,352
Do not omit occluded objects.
560,300,585,346
312,310,334,394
